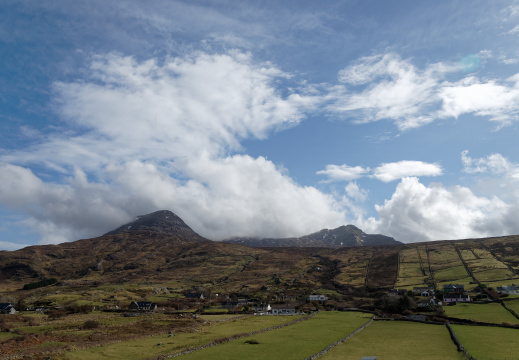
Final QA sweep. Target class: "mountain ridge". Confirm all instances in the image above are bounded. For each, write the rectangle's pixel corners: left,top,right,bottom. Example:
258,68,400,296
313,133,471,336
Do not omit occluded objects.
223,224,400,248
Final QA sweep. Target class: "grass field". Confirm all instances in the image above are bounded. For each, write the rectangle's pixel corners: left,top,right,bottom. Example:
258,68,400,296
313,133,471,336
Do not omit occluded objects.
443,303,519,325
180,311,372,360
321,321,465,360
504,299,519,314
64,314,301,360
434,265,469,282
451,324,519,360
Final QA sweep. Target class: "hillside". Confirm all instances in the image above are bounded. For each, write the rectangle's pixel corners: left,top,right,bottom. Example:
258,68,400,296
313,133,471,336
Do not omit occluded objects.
0,210,518,310
224,224,400,248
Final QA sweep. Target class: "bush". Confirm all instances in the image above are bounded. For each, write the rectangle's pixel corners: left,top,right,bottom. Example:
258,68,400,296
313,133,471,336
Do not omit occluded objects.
244,339,259,344
0,319,11,332
82,320,100,329
23,278,58,290
67,304,94,314
47,310,67,320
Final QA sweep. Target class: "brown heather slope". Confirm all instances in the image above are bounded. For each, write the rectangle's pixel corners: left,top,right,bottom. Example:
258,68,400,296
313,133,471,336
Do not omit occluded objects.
1,211,519,300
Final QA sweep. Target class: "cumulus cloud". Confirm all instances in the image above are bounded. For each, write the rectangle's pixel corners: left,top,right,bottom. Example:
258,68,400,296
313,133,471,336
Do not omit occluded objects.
0,51,347,244
47,51,317,167
317,160,442,183
330,52,519,130
108,155,346,239
0,163,135,244
438,75,519,126
365,177,517,243
461,150,519,176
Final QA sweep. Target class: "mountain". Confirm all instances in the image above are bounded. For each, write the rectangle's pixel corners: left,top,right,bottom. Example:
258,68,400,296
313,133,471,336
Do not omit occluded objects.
223,225,400,248
104,210,204,241
0,210,213,282
1,210,519,312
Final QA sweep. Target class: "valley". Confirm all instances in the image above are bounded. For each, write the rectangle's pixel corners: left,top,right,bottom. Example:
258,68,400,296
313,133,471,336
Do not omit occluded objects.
1,210,519,359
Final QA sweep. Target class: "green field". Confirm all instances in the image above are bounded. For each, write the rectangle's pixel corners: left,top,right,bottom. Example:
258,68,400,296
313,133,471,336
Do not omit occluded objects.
321,321,464,360
504,299,519,314
180,312,372,360
64,314,301,360
443,303,519,325
451,325,519,360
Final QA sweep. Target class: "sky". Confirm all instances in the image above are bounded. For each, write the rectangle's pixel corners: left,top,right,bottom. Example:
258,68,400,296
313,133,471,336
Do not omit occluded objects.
1,1,519,250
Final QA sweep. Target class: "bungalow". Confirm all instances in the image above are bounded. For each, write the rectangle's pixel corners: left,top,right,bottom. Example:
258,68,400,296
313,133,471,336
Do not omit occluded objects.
0,303,16,315
413,286,434,294
420,290,434,297
387,289,399,296
254,303,271,313
497,284,518,295
308,294,328,301
129,301,157,311
443,284,464,293
185,293,204,299
270,305,296,315
221,301,239,309
443,294,471,303
417,297,442,310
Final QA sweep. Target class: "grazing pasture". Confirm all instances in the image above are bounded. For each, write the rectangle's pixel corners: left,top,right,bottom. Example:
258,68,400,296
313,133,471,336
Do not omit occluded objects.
64,314,299,360
444,302,519,325
180,311,372,360
320,321,464,360
451,324,519,360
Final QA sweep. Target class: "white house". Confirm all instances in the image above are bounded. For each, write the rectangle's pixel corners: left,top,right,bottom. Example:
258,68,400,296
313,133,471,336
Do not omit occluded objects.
254,303,271,313
0,303,16,315
497,284,518,295
270,305,296,315
443,294,471,303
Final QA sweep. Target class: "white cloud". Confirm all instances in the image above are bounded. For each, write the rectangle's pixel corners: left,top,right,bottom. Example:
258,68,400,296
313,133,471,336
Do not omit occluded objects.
461,150,518,176
0,163,135,244
438,75,519,126
316,164,370,182
345,182,368,202
318,160,442,183
332,53,453,130
365,177,516,243
331,52,519,130
372,161,443,182
0,51,349,244
109,155,346,239
508,24,519,34
45,51,317,169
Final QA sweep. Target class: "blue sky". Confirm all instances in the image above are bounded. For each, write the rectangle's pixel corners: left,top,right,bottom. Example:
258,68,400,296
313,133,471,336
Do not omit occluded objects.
1,0,519,250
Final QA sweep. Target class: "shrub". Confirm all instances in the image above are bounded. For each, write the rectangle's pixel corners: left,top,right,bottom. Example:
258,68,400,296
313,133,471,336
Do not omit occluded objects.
23,278,58,290
47,310,67,320
82,320,100,329
0,319,11,332
67,304,94,314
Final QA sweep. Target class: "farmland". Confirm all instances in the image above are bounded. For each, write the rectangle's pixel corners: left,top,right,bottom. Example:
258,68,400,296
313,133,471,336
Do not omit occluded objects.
181,311,371,360
321,321,465,360
451,324,519,360
2,308,519,359
443,302,519,325
2,225,519,359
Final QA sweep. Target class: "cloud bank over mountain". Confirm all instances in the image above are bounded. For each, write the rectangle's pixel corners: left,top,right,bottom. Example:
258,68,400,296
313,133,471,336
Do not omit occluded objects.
1,1,519,248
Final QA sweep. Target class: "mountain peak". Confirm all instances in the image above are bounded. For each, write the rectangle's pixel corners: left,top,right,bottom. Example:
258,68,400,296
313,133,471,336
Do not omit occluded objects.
104,210,197,237
224,224,400,248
